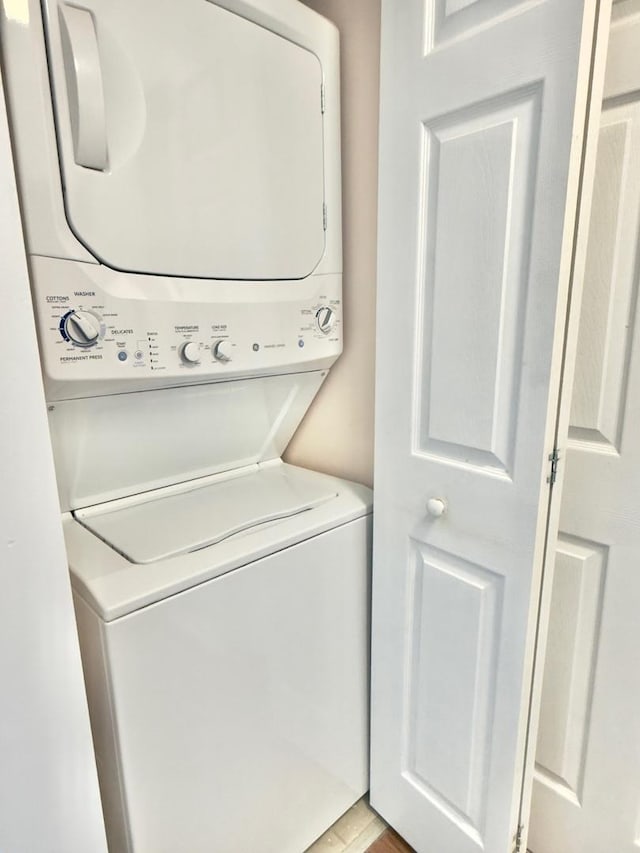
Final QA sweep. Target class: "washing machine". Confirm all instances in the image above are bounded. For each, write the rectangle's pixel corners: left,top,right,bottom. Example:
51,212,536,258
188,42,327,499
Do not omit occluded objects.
0,0,372,850
66,456,371,853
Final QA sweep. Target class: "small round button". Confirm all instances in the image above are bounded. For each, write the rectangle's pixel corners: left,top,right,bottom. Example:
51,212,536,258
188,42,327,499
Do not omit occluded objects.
180,341,201,364
117,351,128,362
316,306,335,334
213,340,232,362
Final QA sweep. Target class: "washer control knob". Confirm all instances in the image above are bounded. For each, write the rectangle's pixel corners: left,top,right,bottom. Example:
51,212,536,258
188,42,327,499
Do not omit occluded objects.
316,306,335,334
64,310,101,346
213,340,232,362
180,341,201,364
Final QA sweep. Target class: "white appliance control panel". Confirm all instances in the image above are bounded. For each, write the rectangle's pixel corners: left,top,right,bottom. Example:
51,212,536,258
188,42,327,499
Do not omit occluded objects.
33,256,342,401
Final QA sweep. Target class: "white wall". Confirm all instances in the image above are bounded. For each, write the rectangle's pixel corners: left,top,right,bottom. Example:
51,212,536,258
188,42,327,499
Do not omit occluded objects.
285,0,380,489
0,76,107,853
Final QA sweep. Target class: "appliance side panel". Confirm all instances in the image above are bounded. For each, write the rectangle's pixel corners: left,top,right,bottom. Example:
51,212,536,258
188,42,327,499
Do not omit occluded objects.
73,593,132,853
287,0,380,488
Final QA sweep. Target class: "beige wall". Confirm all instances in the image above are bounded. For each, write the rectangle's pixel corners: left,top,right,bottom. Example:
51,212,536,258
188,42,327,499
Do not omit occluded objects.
285,0,380,489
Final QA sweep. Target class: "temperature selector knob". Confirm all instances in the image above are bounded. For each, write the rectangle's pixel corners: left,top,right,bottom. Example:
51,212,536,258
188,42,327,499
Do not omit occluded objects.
213,340,232,363
61,310,103,347
316,306,335,334
180,341,201,364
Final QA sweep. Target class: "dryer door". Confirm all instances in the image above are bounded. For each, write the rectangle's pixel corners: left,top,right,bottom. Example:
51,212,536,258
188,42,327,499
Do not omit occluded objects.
43,0,326,280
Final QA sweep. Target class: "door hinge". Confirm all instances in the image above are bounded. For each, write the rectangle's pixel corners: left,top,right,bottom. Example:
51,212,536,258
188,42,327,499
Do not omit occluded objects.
547,448,560,485
323,203,327,230
321,83,326,113
513,823,525,853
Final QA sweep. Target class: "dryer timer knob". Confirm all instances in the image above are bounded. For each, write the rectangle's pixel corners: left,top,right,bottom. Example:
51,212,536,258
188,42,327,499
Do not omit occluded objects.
316,306,335,334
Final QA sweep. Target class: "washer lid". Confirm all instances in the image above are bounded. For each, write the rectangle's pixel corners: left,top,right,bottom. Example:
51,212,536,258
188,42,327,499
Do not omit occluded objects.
45,0,326,280
75,464,337,564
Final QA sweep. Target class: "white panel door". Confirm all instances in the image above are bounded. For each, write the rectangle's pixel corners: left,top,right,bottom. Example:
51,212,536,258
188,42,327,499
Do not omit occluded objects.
530,4,640,850
371,2,609,852
42,0,326,280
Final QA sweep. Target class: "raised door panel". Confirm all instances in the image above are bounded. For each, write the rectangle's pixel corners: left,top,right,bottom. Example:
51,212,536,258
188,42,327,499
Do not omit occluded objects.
570,101,640,450
430,0,527,47
418,89,539,472
406,547,503,843
535,538,606,802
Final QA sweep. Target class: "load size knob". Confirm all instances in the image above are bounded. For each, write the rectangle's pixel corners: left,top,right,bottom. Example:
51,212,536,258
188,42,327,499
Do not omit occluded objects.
180,341,201,364
316,306,335,334
62,310,102,347
213,340,232,362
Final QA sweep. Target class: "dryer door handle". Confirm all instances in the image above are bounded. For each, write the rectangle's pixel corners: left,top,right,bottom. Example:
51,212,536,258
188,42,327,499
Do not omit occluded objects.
58,4,108,171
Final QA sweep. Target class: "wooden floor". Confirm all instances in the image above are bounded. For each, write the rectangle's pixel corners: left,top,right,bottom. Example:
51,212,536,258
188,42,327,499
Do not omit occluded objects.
365,829,416,853
305,797,415,853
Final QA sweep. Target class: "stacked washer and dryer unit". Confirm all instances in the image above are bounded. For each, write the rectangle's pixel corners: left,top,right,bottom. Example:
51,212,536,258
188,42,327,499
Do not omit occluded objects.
1,1,371,850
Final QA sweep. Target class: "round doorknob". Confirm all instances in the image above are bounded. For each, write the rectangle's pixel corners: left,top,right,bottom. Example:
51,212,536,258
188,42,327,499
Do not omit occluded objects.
426,498,446,518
